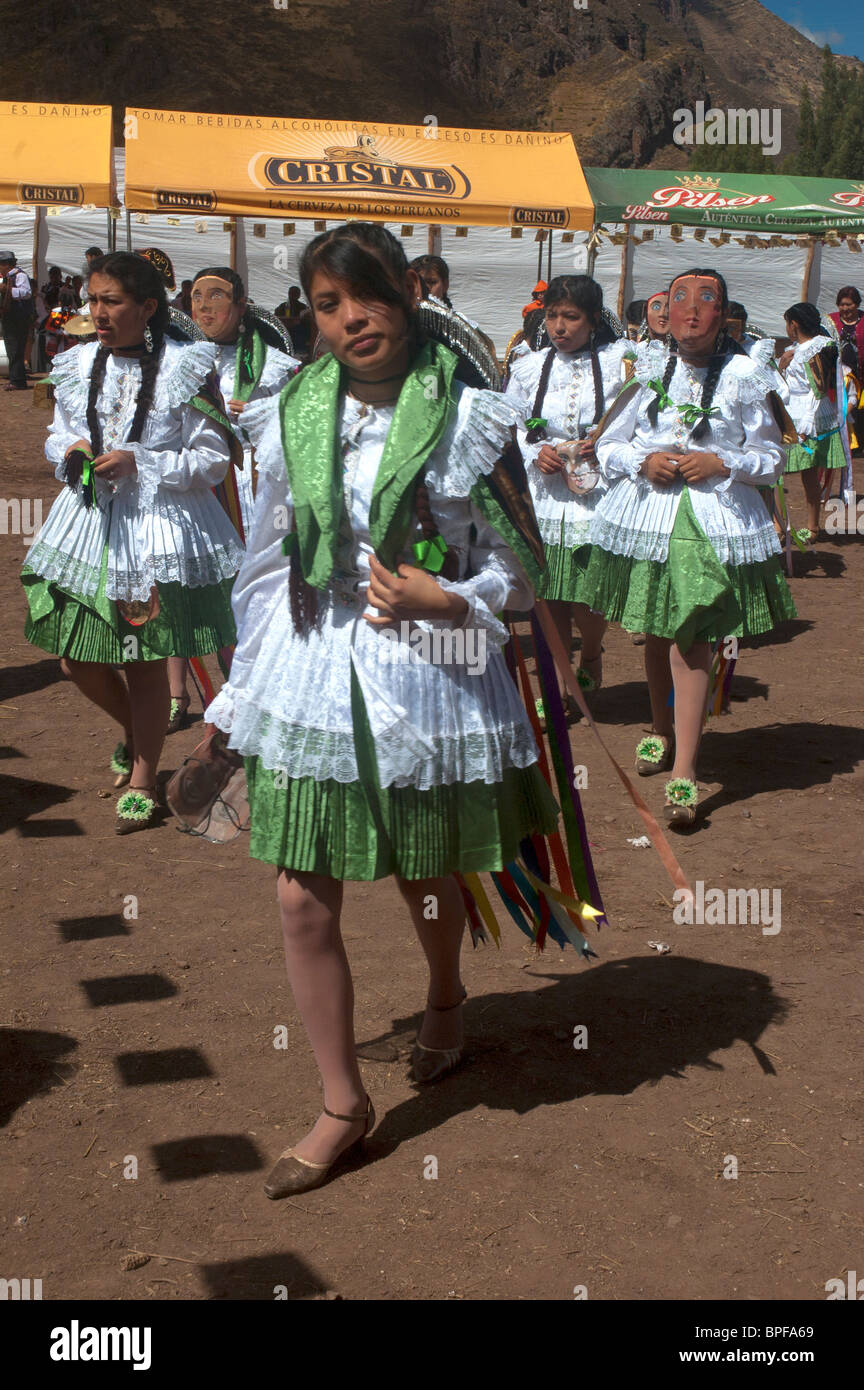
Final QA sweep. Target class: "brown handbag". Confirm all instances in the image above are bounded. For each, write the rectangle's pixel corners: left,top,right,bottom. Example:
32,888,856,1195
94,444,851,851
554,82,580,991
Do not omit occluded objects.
164,724,249,843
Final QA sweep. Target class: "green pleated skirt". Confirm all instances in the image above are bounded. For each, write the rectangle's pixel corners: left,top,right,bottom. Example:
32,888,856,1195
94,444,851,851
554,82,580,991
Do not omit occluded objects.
579,489,797,649
537,529,594,604
21,542,236,663
785,430,846,474
244,671,560,881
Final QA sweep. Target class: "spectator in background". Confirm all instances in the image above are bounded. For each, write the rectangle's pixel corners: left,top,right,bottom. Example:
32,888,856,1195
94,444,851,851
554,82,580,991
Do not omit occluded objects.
0,250,34,389
625,298,646,341
410,253,452,308
829,286,864,451
275,285,312,360
41,265,66,314
171,279,193,315
82,246,104,294
71,275,84,307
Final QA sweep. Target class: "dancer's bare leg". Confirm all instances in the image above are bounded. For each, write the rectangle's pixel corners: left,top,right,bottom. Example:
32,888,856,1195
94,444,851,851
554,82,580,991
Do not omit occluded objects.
643,635,674,741
669,640,712,782
125,660,170,789
801,466,822,534
167,657,189,700
571,604,606,665
59,658,132,746
276,870,367,1164
397,875,465,1049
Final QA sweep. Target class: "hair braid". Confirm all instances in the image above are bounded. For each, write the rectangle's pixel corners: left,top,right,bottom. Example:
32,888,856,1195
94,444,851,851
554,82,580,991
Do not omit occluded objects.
647,350,677,429
689,339,727,443
590,338,604,424
414,478,459,580
127,326,164,444
85,345,111,456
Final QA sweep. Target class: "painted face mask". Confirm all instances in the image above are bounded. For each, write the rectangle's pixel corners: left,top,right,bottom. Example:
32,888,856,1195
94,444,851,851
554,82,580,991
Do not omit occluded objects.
191,276,244,341
645,292,669,338
668,275,724,348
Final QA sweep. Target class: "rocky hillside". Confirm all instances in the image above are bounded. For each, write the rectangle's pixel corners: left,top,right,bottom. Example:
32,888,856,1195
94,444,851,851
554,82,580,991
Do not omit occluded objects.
1,0,858,168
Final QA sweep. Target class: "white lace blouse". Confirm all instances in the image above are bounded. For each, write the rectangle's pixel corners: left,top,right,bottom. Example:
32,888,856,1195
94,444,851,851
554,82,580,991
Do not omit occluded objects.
782,336,841,439
504,339,632,548
590,342,785,566
24,339,244,602
205,382,541,790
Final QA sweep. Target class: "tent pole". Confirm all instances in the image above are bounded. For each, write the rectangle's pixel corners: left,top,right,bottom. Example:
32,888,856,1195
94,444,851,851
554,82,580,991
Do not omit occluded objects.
125,210,132,252
547,228,553,281
801,234,817,301
616,225,632,322
427,225,442,257
229,217,238,271
31,206,42,284
587,225,597,278
537,232,544,283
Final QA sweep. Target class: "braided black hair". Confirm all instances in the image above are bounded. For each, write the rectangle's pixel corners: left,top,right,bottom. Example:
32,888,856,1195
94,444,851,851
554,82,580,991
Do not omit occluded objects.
784,301,839,379
646,267,737,442
85,252,169,456
542,275,610,426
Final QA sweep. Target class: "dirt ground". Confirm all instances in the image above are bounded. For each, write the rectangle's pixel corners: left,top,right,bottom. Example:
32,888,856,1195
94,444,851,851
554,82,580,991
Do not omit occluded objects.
1,385,862,1303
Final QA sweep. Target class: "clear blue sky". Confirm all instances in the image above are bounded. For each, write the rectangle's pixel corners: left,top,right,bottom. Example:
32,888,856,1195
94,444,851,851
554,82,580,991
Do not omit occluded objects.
761,2,864,60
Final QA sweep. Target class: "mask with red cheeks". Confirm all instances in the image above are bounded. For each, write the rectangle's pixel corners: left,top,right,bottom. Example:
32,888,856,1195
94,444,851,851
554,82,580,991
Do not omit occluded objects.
668,275,725,354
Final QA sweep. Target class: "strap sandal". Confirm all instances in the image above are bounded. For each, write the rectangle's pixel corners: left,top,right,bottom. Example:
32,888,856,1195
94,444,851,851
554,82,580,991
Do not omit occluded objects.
663,777,700,830
264,1094,375,1199
635,733,674,777
166,692,192,735
110,740,133,789
410,988,467,1085
576,649,603,692
114,788,162,836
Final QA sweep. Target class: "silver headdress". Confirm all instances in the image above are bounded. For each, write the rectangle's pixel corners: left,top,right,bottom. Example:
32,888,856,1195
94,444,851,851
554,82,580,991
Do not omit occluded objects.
248,303,294,356
418,295,501,391
167,307,206,343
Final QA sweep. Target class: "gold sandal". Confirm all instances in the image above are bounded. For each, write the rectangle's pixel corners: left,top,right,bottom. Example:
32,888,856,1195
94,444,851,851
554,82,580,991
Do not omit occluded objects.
410,989,467,1084
264,1095,375,1199
663,778,700,829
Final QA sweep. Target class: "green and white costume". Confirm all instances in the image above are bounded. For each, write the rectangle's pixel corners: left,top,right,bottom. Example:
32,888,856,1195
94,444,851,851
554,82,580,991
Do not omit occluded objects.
782,334,847,474
582,341,796,648
205,344,558,880
505,339,631,602
21,339,242,662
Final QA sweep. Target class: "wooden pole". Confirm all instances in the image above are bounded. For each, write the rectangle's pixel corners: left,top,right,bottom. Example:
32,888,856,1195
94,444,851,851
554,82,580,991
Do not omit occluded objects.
547,228,553,281
616,226,632,323
427,225,442,257
801,235,817,301
229,217,238,271
31,206,42,283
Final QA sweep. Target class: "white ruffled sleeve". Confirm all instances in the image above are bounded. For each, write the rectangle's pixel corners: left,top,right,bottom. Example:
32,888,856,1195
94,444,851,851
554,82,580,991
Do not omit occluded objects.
131,405,233,508
44,344,92,474
595,384,650,481
715,396,785,490
432,501,533,643
45,388,85,476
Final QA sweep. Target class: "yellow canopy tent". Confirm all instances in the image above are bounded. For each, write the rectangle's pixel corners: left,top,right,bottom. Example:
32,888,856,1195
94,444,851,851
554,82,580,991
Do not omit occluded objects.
123,108,594,230
0,102,115,207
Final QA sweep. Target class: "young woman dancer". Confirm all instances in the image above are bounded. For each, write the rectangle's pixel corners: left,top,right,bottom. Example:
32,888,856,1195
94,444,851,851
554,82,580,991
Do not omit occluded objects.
163,268,300,734
581,268,796,828
21,252,243,832
205,223,558,1197
504,275,630,706
780,303,850,539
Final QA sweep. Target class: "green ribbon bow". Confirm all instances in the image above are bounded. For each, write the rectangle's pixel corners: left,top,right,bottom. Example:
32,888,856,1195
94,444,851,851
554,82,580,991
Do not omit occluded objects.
412,533,448,574
648,379,720,429
278,340,458,589
525,416,547,431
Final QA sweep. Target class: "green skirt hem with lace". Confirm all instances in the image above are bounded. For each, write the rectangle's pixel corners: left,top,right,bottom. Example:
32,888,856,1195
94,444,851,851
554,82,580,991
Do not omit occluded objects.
785,430,846,474
579,489,796,648
244,668,559,880
21,550,236,663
